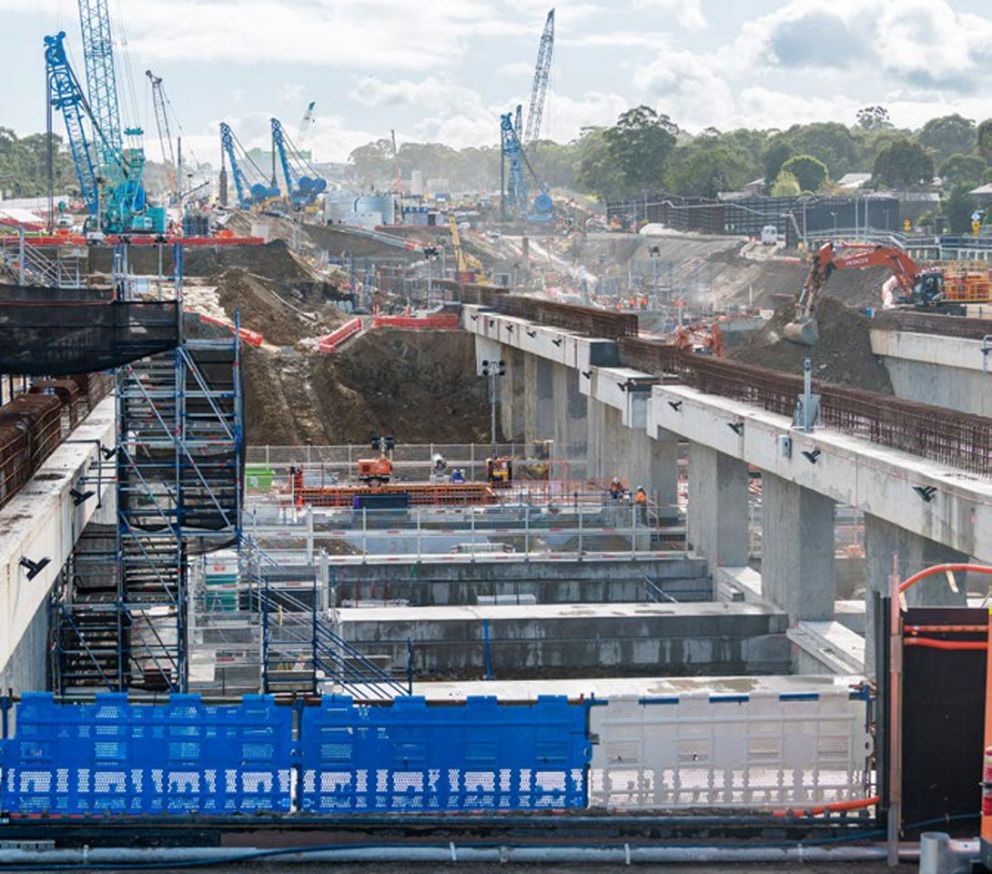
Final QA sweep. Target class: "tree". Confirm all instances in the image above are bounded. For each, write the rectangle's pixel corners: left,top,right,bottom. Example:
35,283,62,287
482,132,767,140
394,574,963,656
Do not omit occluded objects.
602,105,678,195
918,114,976,163
776,122,858,178
856,106,892,132
871,138,934,188
938,153,986,191
575,127,626,200
770,170,801,197
978,119,992,164
943,185,977,234
666,138,751,198
348,138,395,188
762,140,793,191
780,154,828,193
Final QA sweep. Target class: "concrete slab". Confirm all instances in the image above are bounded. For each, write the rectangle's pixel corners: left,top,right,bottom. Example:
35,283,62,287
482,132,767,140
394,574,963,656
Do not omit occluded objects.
410,672,866,702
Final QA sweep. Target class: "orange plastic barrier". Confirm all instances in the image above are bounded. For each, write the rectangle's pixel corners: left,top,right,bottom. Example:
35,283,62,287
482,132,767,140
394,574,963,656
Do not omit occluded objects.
372,314,460,330
317,318,363,353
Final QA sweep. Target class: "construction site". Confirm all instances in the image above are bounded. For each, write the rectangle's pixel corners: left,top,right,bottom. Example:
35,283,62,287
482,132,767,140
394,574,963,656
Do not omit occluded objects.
4,2,992,872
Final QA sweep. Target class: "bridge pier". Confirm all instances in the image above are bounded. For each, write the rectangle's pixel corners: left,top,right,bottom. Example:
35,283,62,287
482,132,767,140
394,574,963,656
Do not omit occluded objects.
761,473,837,622
499,346,525,443
687,444,749,573
524,355,554,444
863,514,970,672
552,363,587,462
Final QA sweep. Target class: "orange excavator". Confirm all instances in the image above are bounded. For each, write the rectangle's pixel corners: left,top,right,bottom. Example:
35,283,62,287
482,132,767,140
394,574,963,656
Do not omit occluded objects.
673,321,725,357
784,242,949,346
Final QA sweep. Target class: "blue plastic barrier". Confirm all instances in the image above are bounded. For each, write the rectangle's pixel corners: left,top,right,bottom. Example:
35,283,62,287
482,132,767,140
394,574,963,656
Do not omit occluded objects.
0,693,292,815
298,695,590,812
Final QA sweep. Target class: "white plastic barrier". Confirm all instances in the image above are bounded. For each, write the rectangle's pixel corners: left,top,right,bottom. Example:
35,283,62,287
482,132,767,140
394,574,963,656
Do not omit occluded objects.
589,688,870,809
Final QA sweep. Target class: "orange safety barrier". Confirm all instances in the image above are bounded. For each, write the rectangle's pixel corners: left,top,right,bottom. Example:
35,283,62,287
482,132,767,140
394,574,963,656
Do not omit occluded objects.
317,318,364,353
296,482,497,507
772,795,880,818
190,312,265,347
372,314,460,330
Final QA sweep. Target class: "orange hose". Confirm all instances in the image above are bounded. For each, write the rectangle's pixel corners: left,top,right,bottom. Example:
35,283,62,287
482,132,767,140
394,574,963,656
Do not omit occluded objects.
898,563,992,594
904,637,987,651
772,795,880,818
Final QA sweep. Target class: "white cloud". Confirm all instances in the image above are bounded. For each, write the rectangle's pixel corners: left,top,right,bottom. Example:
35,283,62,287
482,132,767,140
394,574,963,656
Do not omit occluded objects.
561,30,672,49
633,0,706,31
498,60,535,78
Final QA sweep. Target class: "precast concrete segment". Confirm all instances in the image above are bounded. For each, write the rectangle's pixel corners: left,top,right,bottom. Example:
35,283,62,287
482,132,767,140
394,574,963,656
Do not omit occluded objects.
336,601,791,678
871,329,992,417
686,444,749,573
0,395,115,691
761,472,837,623
649,383,992,564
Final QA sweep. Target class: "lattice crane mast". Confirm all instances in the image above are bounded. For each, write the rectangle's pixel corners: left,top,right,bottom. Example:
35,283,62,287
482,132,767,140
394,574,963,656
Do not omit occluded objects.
219,122,277,210
270,117,327,209
500,112,553,224
145,70,176,195
524,8,554,145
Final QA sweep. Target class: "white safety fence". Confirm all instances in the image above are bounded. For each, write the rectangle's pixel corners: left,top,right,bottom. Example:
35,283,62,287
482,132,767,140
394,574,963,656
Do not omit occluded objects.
588,689,871,809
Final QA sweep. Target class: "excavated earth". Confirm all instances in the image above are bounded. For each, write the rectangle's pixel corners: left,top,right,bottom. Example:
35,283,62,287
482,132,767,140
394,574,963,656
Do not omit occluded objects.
243,330,495,446
728,297,893,394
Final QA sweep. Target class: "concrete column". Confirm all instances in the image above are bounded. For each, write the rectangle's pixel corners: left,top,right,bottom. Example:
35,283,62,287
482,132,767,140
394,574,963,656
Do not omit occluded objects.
648,431,680,521
587,397,608,482
552,363,587,463
687,443,749,573
863,514,969,674
761,472,837,622
499,346,525,443
524,355,554,445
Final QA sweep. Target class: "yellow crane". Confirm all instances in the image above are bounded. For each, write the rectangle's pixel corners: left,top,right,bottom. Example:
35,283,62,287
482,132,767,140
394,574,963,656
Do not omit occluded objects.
448,214,490,284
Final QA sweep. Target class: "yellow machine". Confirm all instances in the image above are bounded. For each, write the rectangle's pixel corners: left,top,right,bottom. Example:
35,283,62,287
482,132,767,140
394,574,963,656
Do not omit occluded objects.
448,215,490,284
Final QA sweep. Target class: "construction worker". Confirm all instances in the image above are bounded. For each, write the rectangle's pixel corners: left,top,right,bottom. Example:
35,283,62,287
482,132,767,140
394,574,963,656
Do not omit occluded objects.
608,477,623,501
634,486,648,524
290,465,304,511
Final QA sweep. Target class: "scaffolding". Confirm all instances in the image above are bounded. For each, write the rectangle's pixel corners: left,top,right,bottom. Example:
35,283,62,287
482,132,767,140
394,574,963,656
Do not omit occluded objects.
52,244,243,694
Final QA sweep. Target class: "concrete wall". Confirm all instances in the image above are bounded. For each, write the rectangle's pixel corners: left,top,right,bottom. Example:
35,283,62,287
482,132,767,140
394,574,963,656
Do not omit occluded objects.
339,602,791,679
332,556,711,606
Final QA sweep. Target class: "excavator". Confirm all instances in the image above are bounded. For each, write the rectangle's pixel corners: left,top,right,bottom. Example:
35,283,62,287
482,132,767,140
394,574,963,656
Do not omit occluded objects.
447,214,490,284
784,242,952,346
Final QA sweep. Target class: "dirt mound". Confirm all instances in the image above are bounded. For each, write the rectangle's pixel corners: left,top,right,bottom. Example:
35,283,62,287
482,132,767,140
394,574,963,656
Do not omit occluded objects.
242,330,495,446
728,297,893,393
213,268,345,346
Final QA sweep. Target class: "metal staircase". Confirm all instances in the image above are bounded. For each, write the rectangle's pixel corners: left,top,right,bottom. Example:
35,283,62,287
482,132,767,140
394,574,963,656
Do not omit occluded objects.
52,334,242,694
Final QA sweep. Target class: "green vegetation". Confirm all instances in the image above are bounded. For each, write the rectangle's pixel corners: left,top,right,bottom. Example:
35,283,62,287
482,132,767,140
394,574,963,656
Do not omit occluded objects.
0,128,76,198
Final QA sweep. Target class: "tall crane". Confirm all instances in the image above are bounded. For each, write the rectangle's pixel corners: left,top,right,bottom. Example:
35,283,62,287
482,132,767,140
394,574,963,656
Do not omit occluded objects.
78,0,125,166
298,100,316,145
270,117,327,209
219,122,277,209
145,70,176,194
524,8,554,145
500,112,552,224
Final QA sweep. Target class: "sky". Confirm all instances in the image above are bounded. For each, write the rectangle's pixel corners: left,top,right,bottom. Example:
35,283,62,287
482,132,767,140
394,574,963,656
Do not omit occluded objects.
3,0,992,166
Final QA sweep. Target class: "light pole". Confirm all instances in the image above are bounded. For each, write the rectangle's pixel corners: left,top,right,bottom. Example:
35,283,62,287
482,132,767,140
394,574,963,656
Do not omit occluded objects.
481,358,506,454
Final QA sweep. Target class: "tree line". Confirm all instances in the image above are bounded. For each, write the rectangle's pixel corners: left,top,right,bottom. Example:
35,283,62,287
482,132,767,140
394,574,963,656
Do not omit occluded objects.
348,106,992,232
0,128,76,199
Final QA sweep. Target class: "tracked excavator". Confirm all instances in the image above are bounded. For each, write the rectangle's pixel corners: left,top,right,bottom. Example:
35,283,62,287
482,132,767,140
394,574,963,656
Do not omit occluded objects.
784,242,947,346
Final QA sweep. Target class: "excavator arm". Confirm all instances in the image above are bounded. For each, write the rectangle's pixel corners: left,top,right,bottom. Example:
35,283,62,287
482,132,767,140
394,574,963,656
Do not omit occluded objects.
785,242,924,346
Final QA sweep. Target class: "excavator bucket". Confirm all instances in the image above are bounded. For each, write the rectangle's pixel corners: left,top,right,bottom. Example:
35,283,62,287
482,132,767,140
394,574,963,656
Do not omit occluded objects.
783,315,819,346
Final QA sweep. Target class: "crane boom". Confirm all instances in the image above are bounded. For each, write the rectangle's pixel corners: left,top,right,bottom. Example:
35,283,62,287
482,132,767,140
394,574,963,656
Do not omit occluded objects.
271,117,326,209
219,122,274,209
146,70,176,192
45,32,102,218
78,0,124,165
524,8,554,145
